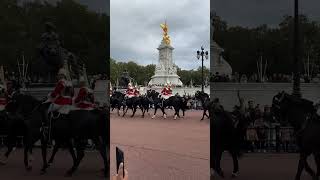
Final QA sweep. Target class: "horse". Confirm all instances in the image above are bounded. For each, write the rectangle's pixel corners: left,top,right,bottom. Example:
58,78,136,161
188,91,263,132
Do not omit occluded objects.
195,91,212,120
210,103,248,178
110,91,125,116
272,91,320,180
122,95,143,117
0,93,48,171
147,90,183,120
41,106,109,177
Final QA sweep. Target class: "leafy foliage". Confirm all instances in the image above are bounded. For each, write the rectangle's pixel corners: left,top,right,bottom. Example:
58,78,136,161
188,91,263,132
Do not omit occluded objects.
0,0,109,75
110,58,209,86
213,14,320,75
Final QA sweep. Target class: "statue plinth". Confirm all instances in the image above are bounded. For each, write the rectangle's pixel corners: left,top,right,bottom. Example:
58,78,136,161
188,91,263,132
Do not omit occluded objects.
210,41,232,76
148,40,183,86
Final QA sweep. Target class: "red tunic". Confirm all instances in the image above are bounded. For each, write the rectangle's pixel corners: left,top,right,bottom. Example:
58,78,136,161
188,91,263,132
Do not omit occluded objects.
126,88,135,96
0,97,7,106
161,87,172,96
75,87,95,109
134,89,140,96
50,79,73,105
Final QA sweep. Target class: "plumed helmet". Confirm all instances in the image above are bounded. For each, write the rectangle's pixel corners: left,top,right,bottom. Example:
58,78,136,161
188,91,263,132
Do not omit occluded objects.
58,68,67,77
79,76,86,83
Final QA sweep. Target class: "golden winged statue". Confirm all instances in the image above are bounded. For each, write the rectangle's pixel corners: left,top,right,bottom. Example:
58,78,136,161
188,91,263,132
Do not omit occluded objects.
160,21,171,45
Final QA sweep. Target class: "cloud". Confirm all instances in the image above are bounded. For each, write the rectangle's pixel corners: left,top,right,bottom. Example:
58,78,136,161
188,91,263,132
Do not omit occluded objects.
111,0,210,70
212,0,320,28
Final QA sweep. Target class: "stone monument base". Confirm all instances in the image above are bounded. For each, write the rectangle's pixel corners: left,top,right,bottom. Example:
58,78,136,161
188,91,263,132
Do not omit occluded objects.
148,74,183,86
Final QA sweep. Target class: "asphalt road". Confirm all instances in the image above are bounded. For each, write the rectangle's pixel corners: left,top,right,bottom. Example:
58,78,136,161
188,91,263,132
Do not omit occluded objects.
0,148,106,180
110,109,210,180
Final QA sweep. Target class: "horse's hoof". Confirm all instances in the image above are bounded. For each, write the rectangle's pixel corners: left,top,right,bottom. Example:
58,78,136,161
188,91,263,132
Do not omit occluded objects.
26,165,32,171
232,172,239,178
65,170,73,177
163,114,167,119
174,115,177,120
152,115,156,119
200,119,204,121
40,169,47,175
217,170,224,178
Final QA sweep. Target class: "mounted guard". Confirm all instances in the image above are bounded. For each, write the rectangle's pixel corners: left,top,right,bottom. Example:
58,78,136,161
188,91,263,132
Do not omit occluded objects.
0,83,7,112
47,68,74,115
125,83,135,99
74,77,95,110
161,82,173,100
134,85,140,97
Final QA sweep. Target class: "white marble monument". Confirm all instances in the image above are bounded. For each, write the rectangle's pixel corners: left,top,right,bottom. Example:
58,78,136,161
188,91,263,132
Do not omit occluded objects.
210,14,232,77
148,22,183,86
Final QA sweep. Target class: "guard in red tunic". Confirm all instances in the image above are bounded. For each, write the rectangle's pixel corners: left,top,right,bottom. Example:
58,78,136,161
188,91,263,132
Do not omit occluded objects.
0,84,7,111
134,85,140,97
47,68,74,114
161,83,173,99
125,83,135,98
75,77,95,110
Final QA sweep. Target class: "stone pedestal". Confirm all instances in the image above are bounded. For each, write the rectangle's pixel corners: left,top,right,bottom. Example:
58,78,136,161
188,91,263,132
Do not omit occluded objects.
210,41,232,76
148,40,183,86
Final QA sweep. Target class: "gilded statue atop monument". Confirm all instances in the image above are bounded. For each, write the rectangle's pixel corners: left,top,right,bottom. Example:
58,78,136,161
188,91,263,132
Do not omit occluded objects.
160,21,171,45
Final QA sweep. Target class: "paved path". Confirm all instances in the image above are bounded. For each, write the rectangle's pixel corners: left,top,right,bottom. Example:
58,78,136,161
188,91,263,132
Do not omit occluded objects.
218,153,317,180
0,148,106,180
110,109,210,180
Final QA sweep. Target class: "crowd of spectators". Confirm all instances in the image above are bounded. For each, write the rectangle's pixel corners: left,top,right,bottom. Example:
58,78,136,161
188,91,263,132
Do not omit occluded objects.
242,100,296,153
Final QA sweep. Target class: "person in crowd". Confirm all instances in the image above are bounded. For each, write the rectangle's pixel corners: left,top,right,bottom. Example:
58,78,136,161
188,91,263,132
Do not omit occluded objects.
246,123,259,152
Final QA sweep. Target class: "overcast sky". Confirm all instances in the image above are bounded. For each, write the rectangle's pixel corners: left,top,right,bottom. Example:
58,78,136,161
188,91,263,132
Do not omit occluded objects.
211,0,320,28
111,0,210,70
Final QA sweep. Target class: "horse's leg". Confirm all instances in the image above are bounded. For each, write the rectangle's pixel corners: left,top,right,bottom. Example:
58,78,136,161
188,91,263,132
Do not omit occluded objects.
40,135,49,174
231,151,240,177
0,135,15,165
66,139,77,169
201,110,206,121
161,105,167,119
65,139,86,177
48,141,61,165
94,137,109,177
215,150,224,178
122,107,128,117
295,153,307,180
303,154,317,180
152,106,158,119
23,133,34,171
315,153,320,177
131,106,137,117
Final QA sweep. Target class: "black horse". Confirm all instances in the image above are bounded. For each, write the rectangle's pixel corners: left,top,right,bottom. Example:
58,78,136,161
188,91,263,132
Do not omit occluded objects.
210,102,248,178
41,107,109,177
0,93,48,171
147,90,183,120
195,91,212,120
272,91,320,180
110,91,125,116
122,96,143,117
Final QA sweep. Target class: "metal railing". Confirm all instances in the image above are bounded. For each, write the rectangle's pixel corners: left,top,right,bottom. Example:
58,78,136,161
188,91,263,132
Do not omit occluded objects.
244,127,298,153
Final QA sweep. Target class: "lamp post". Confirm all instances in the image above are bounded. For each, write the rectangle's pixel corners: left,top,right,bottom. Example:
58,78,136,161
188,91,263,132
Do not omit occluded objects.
197,46,209,92
292,0,301,97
